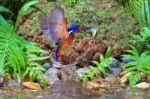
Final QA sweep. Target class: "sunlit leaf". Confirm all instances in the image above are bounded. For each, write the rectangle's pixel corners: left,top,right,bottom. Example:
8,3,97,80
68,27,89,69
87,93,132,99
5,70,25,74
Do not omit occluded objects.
15,0,38,31
129,72,141,86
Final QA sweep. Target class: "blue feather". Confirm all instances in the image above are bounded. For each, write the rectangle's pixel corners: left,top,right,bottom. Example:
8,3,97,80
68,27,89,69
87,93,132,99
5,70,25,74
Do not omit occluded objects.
54,40,61,62
68,24,80,35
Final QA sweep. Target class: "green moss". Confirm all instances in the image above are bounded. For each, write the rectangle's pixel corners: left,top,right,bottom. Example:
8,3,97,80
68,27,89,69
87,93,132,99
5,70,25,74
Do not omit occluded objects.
18,0,140,52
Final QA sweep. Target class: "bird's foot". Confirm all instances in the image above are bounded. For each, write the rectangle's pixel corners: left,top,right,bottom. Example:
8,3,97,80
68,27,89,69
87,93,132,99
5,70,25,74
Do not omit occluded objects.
50,57,61,69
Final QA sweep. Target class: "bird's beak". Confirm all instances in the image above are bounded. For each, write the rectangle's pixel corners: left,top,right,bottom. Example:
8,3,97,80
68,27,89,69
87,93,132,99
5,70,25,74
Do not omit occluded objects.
84,26,97,38
78,25,85,31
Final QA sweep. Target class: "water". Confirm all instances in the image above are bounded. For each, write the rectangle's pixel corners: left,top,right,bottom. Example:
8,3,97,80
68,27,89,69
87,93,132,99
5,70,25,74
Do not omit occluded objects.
0,81,150,99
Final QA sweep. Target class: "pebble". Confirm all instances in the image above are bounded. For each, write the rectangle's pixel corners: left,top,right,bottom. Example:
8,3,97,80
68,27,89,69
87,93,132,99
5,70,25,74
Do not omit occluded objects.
135,82,150,89
22,82,41,90
8,79,20,87
43,63,52,70
75,67,90,77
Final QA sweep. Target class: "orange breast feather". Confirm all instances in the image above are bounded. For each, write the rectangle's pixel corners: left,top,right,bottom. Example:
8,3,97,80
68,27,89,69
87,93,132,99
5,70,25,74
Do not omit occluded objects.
58,34,75,54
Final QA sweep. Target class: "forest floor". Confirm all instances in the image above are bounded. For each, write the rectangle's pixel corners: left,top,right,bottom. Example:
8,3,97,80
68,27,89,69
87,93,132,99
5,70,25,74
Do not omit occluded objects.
1,0,150,99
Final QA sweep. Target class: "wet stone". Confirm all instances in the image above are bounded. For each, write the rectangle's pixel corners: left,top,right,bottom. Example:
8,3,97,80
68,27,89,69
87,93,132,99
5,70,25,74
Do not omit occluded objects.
120,75,128,85
8,79,20,87
109,59,121,68
147,75,150,83
105,76,119,85
43,68,60,85
122,58,132,64
43,63,52,70
22,82,41,90
76,67,90,77
61,63,77,80
135,82,150,89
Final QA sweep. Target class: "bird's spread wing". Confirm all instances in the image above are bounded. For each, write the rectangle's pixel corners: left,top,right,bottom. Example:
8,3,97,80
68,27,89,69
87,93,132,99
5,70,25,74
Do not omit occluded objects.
39,7,68,43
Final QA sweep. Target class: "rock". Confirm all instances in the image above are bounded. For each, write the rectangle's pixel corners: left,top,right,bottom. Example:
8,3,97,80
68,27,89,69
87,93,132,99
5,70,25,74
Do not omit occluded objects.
105,76,119,85
120,75,128,84
140,72,147,81
43,63,52,70
75,67,90,77
135,82,150,89
8,79,20,87
122,58,132,64
147,75,150,83
109,59,121,68
99,81,111,89
85,81,100,89
107,59,122,77
0,76,3,87
108,68,122,77
43,68,59,85
50,58,61,69
85,78,110,90
22,82,41,90
60,70,67,81
61,64,77,80
105,76,121,89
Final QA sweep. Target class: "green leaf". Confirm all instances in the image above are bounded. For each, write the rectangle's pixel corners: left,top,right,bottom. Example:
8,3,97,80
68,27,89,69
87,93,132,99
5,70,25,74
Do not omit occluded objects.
145,0,150,27
27,54,49,61
105,47,111,58
0,6,13,14
100,54,105,62
92,61,100,66
121,67,137,75
15,0,38,31
26,43,48,54
98,65,106,77
140,2,146,26
129,72,141,86
0,15,27,79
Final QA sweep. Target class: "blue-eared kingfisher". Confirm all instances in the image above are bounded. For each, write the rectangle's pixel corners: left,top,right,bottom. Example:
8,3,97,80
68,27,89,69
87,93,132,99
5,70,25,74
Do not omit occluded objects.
40,7,96,62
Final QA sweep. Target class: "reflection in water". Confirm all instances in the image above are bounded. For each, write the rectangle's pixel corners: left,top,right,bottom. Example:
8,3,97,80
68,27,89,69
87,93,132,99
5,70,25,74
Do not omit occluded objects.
101,87,150,99
0,81,150,99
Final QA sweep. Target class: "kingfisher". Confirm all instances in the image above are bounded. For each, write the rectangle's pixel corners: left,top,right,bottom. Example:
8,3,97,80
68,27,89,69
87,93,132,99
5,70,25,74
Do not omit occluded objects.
40,7,96,62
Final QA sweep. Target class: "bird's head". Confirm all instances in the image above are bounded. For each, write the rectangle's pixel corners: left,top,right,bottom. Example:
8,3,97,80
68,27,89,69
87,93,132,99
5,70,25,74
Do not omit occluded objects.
68,24,97,38
68,24,84,35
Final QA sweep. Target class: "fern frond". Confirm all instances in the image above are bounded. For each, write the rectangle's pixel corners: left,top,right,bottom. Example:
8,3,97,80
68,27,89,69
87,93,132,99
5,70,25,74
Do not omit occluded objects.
115,0,150,28
78,67,100,81
23,43,49,88
115,0,144,13
0,15,26,80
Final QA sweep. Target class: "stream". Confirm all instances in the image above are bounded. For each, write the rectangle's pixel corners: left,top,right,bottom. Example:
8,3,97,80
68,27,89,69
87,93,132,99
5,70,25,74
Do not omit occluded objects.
0,81,150,99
